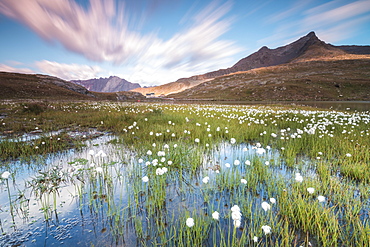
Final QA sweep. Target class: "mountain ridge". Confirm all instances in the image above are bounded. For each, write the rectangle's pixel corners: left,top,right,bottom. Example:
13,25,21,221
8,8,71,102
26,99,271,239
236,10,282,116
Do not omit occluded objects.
72,76,141,93
132,31,370,96
0,72,145,101
168,57,370,101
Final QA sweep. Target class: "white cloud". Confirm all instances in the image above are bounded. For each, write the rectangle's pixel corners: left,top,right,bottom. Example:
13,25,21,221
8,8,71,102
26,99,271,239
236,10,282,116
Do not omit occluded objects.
266,0,311,23
0,0,241,85
124,1,241,86
0,64,34,74
317,14,370,43
260,0,370,48
35,60,103,80
0,0,144,63
303,0,370,28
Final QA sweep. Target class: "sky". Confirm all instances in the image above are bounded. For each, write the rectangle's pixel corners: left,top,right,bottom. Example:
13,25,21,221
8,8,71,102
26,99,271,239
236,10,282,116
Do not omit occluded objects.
0,0,370,87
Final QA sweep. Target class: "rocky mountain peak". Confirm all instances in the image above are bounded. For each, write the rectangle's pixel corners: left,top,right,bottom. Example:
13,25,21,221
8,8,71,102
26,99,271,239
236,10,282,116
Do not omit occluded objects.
72,76,141,93
307,31,317,38
231,31,338,71
258,46,270,51
132,31,370,96
293,31,321,46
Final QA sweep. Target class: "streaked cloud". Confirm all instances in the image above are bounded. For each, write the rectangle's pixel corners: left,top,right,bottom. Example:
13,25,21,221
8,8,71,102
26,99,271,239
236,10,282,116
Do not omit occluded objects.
127,1,240,85
35,60,103,81
303,0,370,29
0,64,34,74
260,0,370,48
0,0,144,63
267,0,311,23
317,14,370,43
0,0,241,85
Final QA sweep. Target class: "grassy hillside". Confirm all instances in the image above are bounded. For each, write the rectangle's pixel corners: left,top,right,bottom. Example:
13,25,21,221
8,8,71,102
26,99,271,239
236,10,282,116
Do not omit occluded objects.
0,72,144,101
170,57,370,101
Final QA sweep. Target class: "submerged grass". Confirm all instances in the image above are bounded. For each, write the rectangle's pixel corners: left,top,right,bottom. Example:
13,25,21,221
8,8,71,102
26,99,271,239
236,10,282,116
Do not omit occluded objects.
0,101,369,246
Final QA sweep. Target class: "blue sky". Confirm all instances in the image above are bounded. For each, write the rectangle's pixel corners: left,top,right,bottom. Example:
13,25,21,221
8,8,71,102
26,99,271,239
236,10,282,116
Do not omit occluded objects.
1,0,370,87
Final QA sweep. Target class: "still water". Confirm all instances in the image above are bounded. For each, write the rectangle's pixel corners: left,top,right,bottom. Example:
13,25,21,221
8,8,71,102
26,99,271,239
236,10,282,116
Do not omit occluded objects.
0,102,369,246
0,135,306,246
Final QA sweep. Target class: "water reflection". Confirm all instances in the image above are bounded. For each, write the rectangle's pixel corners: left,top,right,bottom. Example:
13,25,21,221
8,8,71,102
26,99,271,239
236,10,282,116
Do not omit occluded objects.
0,136,366,246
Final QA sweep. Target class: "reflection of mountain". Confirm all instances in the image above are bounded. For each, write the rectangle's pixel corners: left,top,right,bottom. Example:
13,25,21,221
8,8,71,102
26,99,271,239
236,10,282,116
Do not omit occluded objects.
72,76,141,92
132,31,370,96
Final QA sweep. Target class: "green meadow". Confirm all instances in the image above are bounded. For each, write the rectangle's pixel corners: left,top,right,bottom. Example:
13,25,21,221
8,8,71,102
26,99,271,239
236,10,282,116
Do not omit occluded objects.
0,101,369,246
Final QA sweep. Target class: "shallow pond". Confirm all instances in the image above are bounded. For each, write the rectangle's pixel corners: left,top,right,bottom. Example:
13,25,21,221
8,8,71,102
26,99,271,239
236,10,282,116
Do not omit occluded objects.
0,130,369,246
0,134,320,246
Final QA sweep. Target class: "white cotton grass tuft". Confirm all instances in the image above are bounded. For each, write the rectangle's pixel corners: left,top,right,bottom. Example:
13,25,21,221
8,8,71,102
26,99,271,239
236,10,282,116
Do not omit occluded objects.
256,148,266,155
1,171,10,179
307,187,315,194
233,219,241,228
186,218,194,227
142,176,149,182
155,167,168,175
212,211,219,220
231,205,240,212
317,195,326,202
261,201,271,211
234,160,240,166
231,205,242,228
295,173,303,183
261,225,271,235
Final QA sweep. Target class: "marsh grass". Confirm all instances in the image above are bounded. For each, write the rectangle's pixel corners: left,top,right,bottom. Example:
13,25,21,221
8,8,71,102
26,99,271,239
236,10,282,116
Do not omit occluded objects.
0,101,369,246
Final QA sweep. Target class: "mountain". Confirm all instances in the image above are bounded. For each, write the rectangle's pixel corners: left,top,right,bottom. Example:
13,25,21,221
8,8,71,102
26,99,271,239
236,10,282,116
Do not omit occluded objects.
230,31,347,68
336,45,370,55
0,72,145,101
169,57,370,101
72,76,141,92
132,32,370,96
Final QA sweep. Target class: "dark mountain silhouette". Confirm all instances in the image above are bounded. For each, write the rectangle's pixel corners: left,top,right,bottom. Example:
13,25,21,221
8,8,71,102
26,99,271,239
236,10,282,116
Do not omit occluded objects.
72,76,141,92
